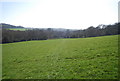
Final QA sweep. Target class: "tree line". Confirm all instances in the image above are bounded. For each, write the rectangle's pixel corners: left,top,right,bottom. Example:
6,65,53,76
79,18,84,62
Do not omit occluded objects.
1,22,120,43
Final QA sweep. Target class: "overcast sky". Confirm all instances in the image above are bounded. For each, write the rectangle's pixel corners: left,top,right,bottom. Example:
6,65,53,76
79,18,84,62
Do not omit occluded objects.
0,0,119,29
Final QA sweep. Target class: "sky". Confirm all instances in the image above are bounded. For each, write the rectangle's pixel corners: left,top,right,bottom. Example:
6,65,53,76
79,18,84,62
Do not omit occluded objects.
118,1,120,22
0,0,119,29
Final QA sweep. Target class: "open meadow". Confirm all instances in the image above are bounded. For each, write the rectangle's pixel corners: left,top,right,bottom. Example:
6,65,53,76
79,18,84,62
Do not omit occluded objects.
7,28,28,31
2,35,118,79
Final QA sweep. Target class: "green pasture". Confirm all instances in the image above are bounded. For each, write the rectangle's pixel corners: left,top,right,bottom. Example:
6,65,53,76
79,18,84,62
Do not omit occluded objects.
2,35,118,79
7,28,28,31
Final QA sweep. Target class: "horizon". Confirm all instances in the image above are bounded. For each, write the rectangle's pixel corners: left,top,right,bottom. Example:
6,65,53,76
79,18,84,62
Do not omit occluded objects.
1,0,119,29
1,22,118,30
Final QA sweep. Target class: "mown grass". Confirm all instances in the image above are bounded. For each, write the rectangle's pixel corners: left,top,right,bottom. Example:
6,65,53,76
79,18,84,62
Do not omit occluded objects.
2,35,118,79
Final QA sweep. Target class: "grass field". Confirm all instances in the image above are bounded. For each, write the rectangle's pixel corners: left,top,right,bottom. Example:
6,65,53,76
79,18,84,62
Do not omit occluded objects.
2,35,118,79
7,28,28,31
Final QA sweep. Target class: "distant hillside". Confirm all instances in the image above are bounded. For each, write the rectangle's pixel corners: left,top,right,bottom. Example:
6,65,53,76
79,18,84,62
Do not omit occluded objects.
0,23,24,29
1,22,119,43
0,23,75,31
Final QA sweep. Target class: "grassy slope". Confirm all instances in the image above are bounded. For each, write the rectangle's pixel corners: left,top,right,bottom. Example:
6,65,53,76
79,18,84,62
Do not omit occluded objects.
7,28,28,31
2,35,118,79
